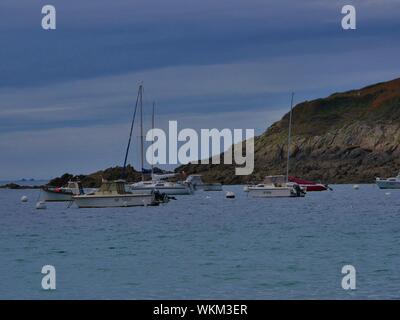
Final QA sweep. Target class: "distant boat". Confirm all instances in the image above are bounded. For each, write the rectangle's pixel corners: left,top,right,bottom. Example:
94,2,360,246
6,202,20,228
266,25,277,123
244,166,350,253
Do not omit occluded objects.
73,180,157,208
288,176,329,191
130,179,193,195
246,93,306,198
185,175,204,190
247,175,306,198
184,175,222,191
376,173,400,189
41,181,84,202
125,96,191,196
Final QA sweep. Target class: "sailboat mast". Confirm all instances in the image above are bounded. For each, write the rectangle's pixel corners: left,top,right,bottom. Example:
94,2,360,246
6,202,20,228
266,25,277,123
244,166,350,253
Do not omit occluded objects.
151,101,155,178
139,84,144,181
122,84,141,179
286,92,295,183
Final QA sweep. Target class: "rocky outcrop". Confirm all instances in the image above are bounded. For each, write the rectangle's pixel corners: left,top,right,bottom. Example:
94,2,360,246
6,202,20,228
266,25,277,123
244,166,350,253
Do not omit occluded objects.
48,165,172,188
177,78,400,184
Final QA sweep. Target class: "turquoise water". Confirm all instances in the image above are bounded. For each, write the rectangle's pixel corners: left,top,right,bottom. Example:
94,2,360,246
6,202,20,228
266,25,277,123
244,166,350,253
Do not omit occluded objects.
0,185,399,299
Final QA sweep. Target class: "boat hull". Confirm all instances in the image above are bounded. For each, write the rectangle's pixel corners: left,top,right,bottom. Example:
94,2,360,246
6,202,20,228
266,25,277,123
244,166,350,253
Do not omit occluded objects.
130,186,192,195
376,180,400,189
73,194,155,208
288,177,328,192
41,190,73,202
301,184,328,192
248,187,295,198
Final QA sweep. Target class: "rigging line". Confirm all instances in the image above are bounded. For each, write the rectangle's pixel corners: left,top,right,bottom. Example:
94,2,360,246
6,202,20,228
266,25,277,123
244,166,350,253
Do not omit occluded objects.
140,84,145,181
122,84,142,179
286,92,295,183
151,101,155,177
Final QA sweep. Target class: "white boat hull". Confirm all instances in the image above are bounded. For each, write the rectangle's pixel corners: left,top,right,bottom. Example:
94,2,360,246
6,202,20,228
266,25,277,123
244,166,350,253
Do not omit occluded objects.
248,187,295,198
73,194,155,208
376,180,400,189
130,185,192,195
41,190,73,202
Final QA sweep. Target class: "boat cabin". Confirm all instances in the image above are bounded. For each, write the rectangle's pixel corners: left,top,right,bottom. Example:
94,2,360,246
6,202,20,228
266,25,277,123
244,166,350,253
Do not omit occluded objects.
97,180,127,195
262,175,287,187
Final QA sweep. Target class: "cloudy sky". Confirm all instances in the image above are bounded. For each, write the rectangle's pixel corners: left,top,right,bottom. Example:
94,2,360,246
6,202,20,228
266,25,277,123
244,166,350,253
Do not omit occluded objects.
0,0,399,179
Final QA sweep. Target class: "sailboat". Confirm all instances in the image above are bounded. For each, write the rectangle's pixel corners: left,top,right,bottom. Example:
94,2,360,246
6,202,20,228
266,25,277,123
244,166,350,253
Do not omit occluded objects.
129,100,193,195
73,83,161,208
247,93,306,198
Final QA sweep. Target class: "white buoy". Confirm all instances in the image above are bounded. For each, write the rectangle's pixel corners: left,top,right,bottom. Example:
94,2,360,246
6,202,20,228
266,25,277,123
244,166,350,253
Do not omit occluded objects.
353,184,359,190
243,185,249,192
226,191,235,199
21,195,28,202
385,192,391,196
36,201,47,210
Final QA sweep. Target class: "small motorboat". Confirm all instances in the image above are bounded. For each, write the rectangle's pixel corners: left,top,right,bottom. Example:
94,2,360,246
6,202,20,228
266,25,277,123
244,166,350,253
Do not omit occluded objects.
247,175,306,198
226,191,235,199
73,180,157,208
376,173,400,189
288,176,330,191
41,181,84,202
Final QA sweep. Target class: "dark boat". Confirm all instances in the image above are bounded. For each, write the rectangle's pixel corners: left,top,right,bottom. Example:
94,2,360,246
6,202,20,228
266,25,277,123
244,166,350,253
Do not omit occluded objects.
288,176,330,192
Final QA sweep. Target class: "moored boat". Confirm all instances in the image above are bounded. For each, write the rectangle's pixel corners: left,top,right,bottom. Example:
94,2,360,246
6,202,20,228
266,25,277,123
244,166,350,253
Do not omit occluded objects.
247,94,305,198
73,180,157,208
376,173,400,189
185,174,204,190
130,180,193,195
41,181,84,202
288,176,329,191
247,175,305,198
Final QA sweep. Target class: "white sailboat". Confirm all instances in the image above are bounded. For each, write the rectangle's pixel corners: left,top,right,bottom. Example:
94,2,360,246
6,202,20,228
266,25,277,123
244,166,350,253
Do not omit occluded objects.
73,83,163,208
247,175,305,197
247,93,306,198
129,101,192,195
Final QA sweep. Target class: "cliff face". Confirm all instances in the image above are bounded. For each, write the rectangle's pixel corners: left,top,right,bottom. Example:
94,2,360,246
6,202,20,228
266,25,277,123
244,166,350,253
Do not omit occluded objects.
177,78,400,184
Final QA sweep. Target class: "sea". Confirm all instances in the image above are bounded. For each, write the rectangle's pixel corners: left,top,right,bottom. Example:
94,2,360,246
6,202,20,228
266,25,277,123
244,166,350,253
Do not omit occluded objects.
0,184,399,299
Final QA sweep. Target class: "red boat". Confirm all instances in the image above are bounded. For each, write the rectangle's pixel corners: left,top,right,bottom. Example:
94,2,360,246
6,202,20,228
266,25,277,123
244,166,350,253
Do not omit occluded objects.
288,176,330,192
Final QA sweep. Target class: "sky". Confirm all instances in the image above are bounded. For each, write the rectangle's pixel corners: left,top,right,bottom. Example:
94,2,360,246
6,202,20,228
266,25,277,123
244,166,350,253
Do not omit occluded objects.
0,0,399,180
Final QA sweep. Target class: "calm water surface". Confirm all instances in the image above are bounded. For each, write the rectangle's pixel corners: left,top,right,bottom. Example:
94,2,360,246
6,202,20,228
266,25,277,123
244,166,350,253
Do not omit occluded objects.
0,185,399,299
